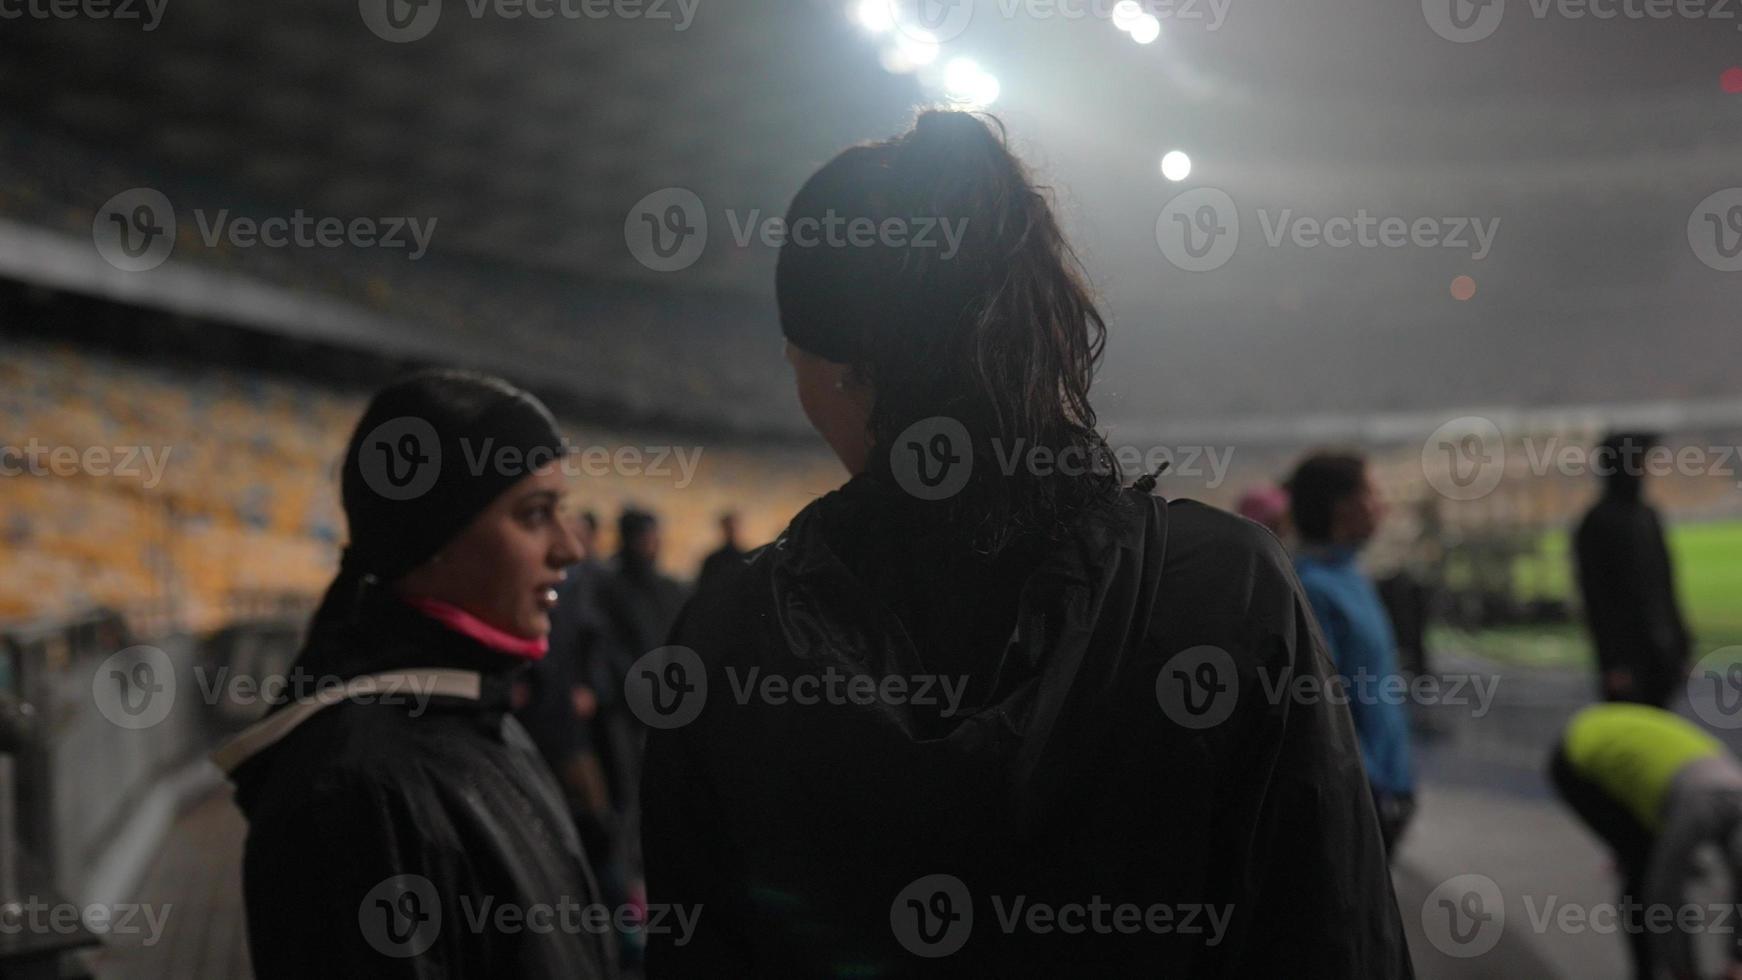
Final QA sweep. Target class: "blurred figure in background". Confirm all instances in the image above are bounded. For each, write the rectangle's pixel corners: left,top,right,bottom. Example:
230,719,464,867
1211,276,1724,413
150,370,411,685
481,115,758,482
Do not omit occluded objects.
1235,482,1290,540
1551,703,1742,980
574,508,601,561
1576,431,1692,707
695,509,747,596
599,508,687,672
1287,450,1416,856
514,508,616,877
641,111,1410,976
593,506,687,963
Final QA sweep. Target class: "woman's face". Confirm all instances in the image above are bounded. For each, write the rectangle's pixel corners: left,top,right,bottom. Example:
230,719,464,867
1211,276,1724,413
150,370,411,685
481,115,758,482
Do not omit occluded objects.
396,463,582,639
785,340,874,475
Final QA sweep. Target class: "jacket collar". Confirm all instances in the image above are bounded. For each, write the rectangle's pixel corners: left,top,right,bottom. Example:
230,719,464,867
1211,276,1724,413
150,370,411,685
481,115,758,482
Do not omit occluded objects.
285,586,525,715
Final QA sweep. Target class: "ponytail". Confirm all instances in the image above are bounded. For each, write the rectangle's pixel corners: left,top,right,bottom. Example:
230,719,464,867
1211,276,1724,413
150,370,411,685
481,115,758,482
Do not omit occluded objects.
777,110,1119,554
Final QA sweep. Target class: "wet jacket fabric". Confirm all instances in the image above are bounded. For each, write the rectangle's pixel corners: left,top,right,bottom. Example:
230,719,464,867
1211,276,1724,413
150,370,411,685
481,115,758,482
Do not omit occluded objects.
223,589,616,980
641,475,1412,978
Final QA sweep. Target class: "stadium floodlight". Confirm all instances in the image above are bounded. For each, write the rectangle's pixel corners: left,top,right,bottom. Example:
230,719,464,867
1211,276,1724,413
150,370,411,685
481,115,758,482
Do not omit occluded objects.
944,57,1001,109
894,27,940,66
855,0,894,34
1160,150,1191,181
1112,0,1144,32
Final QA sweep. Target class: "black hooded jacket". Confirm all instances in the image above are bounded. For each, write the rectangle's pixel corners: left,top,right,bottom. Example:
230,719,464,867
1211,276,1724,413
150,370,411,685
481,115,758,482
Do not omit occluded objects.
641,475,1413,977
221,589,616,980
1575,492,1691,703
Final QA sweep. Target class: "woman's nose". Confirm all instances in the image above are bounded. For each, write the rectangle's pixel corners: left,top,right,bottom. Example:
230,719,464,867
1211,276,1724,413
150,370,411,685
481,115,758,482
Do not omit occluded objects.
554,518,585,565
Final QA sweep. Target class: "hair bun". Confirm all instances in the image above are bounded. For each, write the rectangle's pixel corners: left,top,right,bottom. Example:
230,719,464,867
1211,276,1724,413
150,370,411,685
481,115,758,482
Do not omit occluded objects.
910,109,1001,151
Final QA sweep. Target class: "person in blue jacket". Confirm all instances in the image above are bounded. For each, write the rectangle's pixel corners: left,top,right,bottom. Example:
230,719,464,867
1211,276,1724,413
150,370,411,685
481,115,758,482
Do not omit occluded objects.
1287,450,1417,855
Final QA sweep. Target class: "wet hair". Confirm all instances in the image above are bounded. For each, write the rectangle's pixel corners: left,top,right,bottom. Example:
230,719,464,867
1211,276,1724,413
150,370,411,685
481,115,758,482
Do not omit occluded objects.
1285,451,1369,544
776,110,1119,554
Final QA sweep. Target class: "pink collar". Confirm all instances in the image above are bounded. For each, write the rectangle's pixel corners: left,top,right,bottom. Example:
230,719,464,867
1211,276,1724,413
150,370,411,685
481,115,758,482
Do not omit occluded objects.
402,595,549,660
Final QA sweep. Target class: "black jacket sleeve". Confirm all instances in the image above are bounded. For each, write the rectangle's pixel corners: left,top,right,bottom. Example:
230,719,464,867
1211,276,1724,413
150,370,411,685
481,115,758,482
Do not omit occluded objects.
1213,529,1415,977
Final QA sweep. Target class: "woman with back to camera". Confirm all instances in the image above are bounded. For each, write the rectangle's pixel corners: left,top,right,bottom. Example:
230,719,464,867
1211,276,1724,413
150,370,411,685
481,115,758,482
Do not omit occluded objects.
640,111,1412,976
214,370,616,979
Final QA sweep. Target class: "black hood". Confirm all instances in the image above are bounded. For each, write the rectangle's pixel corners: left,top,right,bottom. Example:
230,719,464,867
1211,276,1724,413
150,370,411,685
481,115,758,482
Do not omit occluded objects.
642,476,1412,977
763,473,1164,841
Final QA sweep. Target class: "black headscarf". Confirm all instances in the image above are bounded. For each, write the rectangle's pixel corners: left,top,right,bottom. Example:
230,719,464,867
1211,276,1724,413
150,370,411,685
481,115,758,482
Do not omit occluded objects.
307,369,568,635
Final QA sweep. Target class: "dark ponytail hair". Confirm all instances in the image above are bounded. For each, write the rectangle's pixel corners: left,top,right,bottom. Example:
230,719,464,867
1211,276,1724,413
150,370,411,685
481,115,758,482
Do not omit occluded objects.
777,110,1120,554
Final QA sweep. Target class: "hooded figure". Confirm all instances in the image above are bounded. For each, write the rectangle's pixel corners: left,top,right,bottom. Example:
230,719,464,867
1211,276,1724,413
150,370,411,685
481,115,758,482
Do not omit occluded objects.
639,111,1410,977
1574,431,1692,707
215,370,615,980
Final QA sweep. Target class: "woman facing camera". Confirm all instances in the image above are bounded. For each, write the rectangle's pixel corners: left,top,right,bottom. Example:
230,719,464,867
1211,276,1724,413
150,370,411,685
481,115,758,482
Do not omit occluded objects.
216,371,615,979
640,112,1412,976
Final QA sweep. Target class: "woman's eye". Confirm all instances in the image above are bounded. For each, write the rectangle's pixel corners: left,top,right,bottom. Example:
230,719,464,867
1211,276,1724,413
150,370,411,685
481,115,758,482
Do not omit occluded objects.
521,505,553,526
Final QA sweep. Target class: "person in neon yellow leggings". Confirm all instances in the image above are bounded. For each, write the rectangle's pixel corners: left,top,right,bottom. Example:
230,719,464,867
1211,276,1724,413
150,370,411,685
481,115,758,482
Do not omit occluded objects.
1551,703,1742,980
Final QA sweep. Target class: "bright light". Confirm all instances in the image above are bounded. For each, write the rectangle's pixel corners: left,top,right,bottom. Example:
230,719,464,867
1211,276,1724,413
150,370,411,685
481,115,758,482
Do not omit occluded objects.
1130,14,1161,43
892,27,940,67
1112,0,1143,31
879,45,916,73
943,57,1000,109
944,57,981,93
1160,150,1191,181
855,0,894,34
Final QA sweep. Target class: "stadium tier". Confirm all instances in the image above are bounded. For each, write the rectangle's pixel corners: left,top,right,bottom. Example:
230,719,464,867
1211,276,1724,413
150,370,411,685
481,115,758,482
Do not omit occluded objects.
0,335,837,634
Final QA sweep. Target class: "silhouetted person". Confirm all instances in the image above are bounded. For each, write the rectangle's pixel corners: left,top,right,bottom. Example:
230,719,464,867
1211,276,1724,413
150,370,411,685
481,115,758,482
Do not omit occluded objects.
640,111,1410,977
598,509,687,686
592,506,686,946
514,510,615,875
1550,703,1742,980
1576,432,1691,707
1286,450,1416,856
695,510,747,596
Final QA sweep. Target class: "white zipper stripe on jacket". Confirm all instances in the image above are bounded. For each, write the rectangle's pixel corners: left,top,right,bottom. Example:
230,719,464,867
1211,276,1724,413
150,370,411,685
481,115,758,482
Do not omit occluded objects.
209,669,483,776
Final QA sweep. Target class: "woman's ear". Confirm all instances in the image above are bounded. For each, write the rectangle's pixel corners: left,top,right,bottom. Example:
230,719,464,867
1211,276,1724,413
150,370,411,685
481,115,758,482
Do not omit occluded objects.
786,342,875,475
